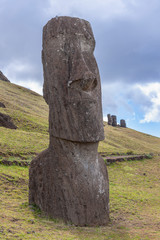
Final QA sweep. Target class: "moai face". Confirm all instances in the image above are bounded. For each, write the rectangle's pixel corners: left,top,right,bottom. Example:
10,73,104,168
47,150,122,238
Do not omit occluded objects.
42,17,104,142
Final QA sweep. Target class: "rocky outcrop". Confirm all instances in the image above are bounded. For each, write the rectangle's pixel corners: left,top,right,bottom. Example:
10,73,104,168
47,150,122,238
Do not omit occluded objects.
0,112,17,129
0,71,10,82
29,16,109,226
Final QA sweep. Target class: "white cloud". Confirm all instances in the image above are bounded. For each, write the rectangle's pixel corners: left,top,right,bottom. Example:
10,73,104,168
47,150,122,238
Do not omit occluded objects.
3,60,35,79
103,115,108,122
15,80,43,95
136,82,160,123
46,0,128,20
2,60,43,95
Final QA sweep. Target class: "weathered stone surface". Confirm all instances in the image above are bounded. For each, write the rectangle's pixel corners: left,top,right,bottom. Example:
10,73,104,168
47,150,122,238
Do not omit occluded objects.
0,102,6,108
111,115,117,126
120,119,126,128
29,138,109,226
29,16,109,226
0,71,10,82
107,114,112,125
42,16,104,142
0,112,17,129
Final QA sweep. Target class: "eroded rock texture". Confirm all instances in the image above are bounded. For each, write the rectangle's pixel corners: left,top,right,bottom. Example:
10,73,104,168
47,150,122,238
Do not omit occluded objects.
42,16,104,142
29,16,109,226
30,139,109,226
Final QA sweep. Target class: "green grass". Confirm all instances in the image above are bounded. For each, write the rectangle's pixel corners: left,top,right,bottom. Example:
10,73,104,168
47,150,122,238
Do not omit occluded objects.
0,157,160,239
0,128,49,158
0,81,49,158
99,122,160,154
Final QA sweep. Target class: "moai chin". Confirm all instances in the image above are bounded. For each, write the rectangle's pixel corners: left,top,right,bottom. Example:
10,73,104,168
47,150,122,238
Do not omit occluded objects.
29,16,109,226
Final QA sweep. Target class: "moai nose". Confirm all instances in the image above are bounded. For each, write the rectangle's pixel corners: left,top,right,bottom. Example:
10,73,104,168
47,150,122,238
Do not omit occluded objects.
69,71,97,92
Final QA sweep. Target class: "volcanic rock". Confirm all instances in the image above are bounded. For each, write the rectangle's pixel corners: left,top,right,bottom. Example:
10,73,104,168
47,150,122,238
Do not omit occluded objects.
0,112,17,129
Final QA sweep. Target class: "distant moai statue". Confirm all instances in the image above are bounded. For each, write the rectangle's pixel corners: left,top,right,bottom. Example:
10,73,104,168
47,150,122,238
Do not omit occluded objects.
107,114,112,125
120,119,126,128
111,115,117,126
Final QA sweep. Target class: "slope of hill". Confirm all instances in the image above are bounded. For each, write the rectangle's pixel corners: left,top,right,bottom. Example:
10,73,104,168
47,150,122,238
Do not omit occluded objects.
0,80,160,158
1,80,160,240
101,123,160,155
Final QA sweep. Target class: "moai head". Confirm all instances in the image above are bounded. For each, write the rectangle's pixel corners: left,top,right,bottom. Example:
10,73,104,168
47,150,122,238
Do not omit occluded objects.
42,16,104,142
120,119,126,128
111,115,117,126
107,114,112,125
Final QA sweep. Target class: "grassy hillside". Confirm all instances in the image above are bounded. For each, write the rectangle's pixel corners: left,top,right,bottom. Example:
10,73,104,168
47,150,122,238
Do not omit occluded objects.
1,81,160,239
0,80,49,158
0,156,160,239
101,123,160,155
0,80,160,158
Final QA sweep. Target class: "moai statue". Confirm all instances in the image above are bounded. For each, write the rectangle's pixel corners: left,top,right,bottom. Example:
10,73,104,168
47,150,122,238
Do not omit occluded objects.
107,114,112,125
111,115,117,126
120,119,126,128
29,17,109,226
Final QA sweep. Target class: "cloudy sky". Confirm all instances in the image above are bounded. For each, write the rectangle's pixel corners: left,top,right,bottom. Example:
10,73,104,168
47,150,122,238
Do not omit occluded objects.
0,0,160,137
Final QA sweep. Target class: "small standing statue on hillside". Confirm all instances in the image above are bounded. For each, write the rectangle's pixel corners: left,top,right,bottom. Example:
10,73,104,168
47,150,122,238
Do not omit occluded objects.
29,16,109,226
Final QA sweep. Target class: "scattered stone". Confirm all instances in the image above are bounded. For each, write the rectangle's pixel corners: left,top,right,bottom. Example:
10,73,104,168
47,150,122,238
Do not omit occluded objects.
0,112,17,129
0,102,6,108
120,119,126,128
111,115,117,126
29,16,109,226
0,71,10,82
